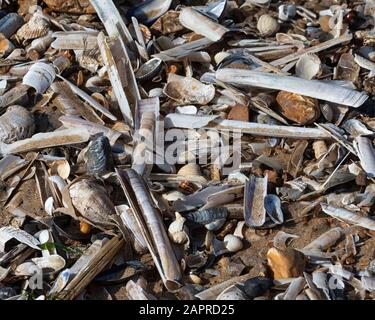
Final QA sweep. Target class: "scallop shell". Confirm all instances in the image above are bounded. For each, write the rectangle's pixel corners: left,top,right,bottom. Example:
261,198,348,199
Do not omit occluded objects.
295,53,321,80
223,234,243,252
69,177,116,229
16,14,49,42
86,136,114,175
257,14,280,37
0,105,35,144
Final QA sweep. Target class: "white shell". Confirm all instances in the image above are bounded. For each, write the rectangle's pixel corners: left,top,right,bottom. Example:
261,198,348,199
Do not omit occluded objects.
22,62,56,94
296,53,321,80
223,234,243,252
279,4,297,21
257,14,280,37
168,212,189,245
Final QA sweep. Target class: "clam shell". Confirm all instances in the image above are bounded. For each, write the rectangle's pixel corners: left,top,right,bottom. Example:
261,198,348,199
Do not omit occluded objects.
223,234,243,252
177,164,202,178
69,177,116,229
31,255,66,276
50,160,71,180
0,105,34,144
16,14,49,42
295,53,321,80
257,14,280,37
135,58,163,82
86,136,114,175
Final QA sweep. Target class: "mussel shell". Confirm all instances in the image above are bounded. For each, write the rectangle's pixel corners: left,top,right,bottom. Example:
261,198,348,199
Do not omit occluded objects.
243,277,274,299
217,53,254,70
264,194,284,225
186,207,228,230
127,0,172,25
135,58,163,82
86,136,114,175
52,215,91,241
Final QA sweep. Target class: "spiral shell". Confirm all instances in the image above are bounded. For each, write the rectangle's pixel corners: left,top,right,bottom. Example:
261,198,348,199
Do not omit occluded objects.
257,14,280,37
16,13,49,43
86,136,114,175
0,105,34,144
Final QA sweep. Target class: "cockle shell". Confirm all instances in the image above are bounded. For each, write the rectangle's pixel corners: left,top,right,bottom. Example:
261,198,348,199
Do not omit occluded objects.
0,105,34,144
295,54,321,80
257,14,280,37
223,234,243,252
168,212,189,245
177,164,203,178
276,91,320,125
16,13,49,43
69,177,116,229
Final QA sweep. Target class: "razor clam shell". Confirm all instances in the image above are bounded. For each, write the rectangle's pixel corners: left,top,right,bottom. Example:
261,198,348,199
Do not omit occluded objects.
97,32,135,127
56,75,117,121
264,195,284,225
69,177,116,229
127,0,172,25
216,69,368,108
0,105,34,144
59,115,123,146
0,128,91,156
0,13,24,38
86,136,114,175
354,54,375,71
244,175,268,228
303,227,344,252
164,74,215,105
116,168,182,291
51,31,99,50
164,114,330,139
354,136,375,177
295,53,321,80
321,204,375,231
179,7,228,42
0,155,28,180
342,119,374,137
282,277,306,300
22,62,55,94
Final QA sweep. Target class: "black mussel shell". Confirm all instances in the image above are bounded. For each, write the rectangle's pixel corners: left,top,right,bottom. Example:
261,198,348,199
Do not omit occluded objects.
243,277,274,299
86,136,114,175
135,58,163,82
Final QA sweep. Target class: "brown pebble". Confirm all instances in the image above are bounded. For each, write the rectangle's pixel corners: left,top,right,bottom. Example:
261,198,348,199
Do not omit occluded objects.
267,247,306,279
227,104,249,121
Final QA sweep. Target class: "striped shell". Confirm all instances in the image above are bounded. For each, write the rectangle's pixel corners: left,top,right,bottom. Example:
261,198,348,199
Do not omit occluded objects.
257,14,280,37
16,14,49,42
0,105,35,144
86,136,114,175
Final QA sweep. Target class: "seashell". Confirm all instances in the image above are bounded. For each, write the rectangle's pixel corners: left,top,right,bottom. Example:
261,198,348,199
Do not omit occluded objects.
79,221,91,235
23,62,56,94
0,13,24,38
50,160,70,180
31,255,66,276
162,191,186,202
354,137,375,178
267,247,306,280
69,177,117,230
276,91,320,125
223,234,243,252
164,73,215,105
127,0,172,25
312,140,328,159
244,175,267,228
179,7,229,42
278,4,296,22
214,51,231,65
243,277,273,299
179,180,199,194
49,269,71,295
168,212,189,245
86,136,114,175
77,55,99,74
334,53,360,82
295,53,321,80
0,105,34,144
187,274,202,285
0,287,17,300
186,207,228,231
16,13,49,43
185,251,208,269
264,195,284,225
151,10,184,34
135,58,163,82
177,164,202,178
176,105,198,115
342,119,374,137
217,285,248,300
257,14,280,37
